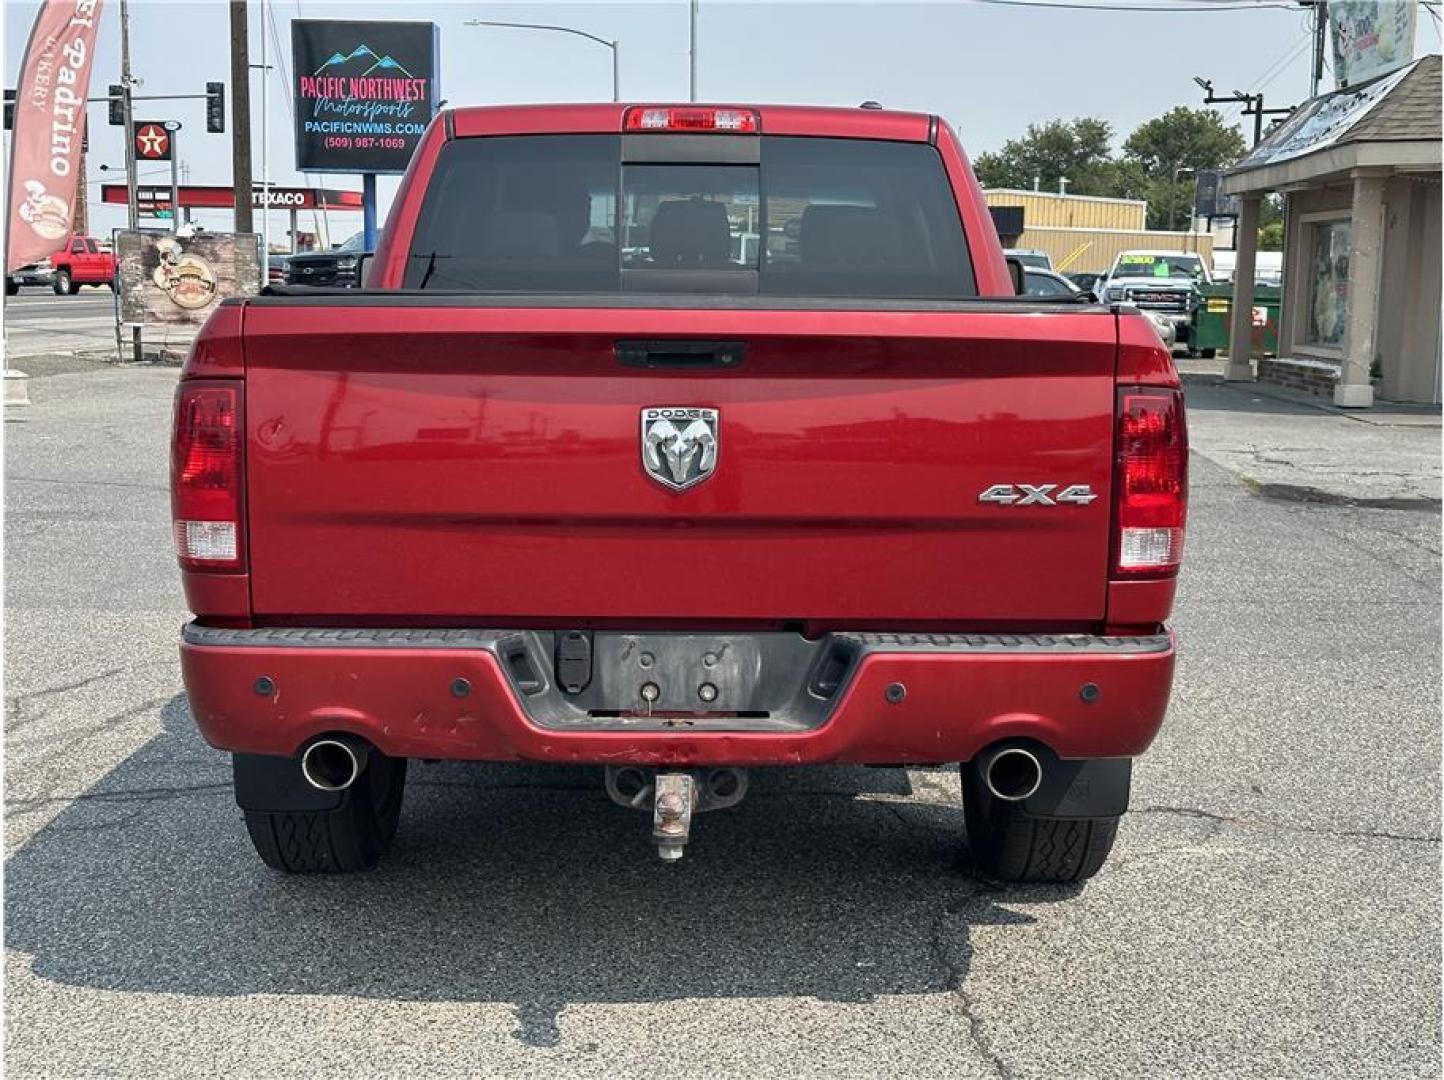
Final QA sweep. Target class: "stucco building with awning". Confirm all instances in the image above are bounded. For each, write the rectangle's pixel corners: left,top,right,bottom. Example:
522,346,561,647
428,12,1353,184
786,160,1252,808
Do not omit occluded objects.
1221,55,1440,407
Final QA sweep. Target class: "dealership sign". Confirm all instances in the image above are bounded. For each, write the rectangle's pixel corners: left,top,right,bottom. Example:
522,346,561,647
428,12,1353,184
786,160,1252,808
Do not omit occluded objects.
291,19,439,174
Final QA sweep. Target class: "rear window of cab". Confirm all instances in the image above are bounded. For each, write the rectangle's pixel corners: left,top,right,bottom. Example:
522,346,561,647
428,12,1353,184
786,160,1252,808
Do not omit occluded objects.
403,134,975,298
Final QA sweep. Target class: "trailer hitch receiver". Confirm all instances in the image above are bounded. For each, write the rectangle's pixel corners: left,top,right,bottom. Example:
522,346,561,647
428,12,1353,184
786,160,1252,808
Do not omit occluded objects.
652,772,696,861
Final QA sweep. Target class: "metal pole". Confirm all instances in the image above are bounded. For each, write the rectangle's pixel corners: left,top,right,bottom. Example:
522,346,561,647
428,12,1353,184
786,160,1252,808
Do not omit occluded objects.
119,0,141,363
1311,1,1327,97
260,0,270,260
289,207,297,253
120,0,138,231
169,130,179,233
1252,95,1263,146
229,0,253,235
689,0,698,101
362,173,377,250
612,42,620,102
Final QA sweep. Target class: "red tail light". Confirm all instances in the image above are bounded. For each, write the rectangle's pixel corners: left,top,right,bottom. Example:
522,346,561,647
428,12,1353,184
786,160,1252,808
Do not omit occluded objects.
624,106,759,133
1113,388,1187,576
171,381,245,572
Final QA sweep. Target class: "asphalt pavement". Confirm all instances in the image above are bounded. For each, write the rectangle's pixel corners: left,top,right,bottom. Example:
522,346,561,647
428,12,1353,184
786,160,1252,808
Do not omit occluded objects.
4,365,1440,1077
2,289,123,360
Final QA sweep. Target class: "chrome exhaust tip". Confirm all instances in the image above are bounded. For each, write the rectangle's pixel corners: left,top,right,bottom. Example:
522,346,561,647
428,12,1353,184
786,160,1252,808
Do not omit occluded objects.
982,746,1043,802
300,736,369,792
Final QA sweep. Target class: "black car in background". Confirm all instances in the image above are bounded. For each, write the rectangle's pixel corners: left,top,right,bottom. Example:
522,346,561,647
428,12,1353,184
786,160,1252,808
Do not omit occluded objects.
1067,272,1105,294
284,230,370,287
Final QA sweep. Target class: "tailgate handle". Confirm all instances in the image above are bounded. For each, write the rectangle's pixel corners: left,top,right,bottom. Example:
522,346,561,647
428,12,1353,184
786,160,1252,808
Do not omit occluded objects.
616,340,744,369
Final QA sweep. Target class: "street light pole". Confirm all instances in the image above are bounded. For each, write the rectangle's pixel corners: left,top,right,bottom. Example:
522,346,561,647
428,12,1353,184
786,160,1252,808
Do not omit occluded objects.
463,20,621,101
690,0,698,101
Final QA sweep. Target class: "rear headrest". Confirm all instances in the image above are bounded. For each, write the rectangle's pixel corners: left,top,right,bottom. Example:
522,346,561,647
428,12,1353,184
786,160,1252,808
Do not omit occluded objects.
648,199,731,266
480,210,561,260
800,205,902,267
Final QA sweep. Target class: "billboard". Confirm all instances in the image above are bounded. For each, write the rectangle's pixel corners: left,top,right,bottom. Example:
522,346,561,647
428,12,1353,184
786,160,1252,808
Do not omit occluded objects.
115,231,262,327
5,0,107,272
292,19,439,174
1330,0,1417,89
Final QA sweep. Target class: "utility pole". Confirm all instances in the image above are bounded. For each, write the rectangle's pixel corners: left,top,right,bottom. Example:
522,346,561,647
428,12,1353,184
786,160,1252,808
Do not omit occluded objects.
1309,0,1328,97
119,0,138,231
689,0,698,101
229,0,253,235
75,146,88,234
119,0,141,363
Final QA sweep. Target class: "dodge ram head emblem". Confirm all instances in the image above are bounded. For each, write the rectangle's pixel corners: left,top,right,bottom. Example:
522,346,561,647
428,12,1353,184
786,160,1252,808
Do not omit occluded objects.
642,407,719,491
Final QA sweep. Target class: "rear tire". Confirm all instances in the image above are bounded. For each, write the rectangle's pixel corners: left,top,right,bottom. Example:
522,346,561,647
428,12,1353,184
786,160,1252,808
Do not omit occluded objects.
1201,348,1217,359
243,753,407,873
961,765,1118,883
5,279,18,296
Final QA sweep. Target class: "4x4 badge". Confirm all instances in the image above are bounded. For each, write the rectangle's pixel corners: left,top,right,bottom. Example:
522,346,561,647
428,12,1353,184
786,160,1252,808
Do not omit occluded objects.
642,407,719,491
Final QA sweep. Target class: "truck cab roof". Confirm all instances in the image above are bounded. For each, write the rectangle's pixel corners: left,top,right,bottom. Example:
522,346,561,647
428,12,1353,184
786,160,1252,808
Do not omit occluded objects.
446,103,936,142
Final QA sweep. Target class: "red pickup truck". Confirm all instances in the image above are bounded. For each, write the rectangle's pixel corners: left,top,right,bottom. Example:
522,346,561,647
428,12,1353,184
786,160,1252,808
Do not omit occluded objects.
5,234,117,295
174,104,1186,883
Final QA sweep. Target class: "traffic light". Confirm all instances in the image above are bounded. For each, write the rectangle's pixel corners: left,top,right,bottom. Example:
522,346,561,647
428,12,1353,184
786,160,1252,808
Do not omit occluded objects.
4,89,15,132
206,81,225,134
108,84,124,126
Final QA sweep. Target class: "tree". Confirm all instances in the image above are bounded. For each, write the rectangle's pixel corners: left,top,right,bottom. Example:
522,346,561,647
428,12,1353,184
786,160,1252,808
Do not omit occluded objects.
973,118,1120,197
1258,221,1284,251
1121,107,1248,230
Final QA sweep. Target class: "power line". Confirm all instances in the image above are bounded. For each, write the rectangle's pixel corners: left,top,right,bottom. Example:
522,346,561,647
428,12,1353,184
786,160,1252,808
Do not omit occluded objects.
1248,29,1314,92
966,0,1299,11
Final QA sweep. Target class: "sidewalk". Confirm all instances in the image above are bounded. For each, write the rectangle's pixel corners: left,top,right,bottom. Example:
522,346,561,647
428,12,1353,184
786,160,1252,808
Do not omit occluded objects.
1181,365,1441,508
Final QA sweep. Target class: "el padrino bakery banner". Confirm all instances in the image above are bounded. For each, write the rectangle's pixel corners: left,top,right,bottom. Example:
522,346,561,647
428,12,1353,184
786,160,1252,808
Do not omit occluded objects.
6,0,106,272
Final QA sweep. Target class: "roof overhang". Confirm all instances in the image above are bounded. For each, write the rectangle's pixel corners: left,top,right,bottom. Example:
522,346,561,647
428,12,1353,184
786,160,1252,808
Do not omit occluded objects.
1222,139,1442,195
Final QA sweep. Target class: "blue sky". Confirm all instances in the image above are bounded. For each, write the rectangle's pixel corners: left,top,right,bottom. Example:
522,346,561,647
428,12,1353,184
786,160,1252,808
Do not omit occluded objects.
5,0,1440,244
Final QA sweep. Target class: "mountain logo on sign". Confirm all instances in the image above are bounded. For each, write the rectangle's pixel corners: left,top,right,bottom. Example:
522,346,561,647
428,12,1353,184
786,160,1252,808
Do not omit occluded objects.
313,44,414,78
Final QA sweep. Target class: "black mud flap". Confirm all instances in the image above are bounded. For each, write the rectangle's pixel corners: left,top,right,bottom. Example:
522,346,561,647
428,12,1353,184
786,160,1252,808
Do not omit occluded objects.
1018,753,1132,819
232,752,345,813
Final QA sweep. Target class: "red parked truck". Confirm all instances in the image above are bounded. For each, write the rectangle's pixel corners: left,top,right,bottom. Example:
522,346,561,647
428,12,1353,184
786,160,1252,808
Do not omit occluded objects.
6,234,117,295
174,104,1186,882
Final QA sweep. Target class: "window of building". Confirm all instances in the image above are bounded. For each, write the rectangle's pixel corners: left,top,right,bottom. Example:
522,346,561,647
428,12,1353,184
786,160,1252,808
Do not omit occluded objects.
1305,218,1350,349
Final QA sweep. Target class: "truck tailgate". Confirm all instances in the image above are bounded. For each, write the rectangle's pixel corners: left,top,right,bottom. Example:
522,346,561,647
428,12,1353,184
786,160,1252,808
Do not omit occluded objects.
241,302,1117,625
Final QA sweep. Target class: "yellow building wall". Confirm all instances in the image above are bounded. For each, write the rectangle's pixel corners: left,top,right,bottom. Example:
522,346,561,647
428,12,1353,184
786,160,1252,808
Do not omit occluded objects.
1018,227,1215,274
985,189,1146,231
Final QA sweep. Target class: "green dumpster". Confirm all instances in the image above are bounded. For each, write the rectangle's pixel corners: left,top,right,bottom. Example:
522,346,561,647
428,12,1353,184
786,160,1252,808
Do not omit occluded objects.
1192,283,1281,358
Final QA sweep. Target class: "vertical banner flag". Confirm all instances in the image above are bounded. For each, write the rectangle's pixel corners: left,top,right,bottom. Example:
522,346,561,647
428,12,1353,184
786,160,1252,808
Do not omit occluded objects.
6,0,106,272
1330,0,1417,89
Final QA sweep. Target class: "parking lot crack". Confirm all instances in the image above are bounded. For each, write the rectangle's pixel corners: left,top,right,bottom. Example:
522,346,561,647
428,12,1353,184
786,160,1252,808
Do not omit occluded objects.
5,668,128,730
930,906,1013,1079
5,781,232,817
1135,804,1440,845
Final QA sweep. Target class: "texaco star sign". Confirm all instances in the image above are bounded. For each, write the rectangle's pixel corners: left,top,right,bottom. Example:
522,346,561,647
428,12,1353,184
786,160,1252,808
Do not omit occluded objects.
134,123,171,160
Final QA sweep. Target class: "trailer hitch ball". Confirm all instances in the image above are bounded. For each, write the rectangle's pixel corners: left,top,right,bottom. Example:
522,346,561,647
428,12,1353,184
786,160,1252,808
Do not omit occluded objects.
652,772,697,862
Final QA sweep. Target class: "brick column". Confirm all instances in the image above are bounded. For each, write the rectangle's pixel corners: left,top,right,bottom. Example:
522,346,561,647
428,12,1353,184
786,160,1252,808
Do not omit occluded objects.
1225,194,1260,382
1337,171,1386,408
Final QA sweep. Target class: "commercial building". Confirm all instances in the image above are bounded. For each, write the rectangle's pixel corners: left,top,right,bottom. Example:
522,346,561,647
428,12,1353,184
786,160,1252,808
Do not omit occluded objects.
983,189,1214,274
1222,55,1441,407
